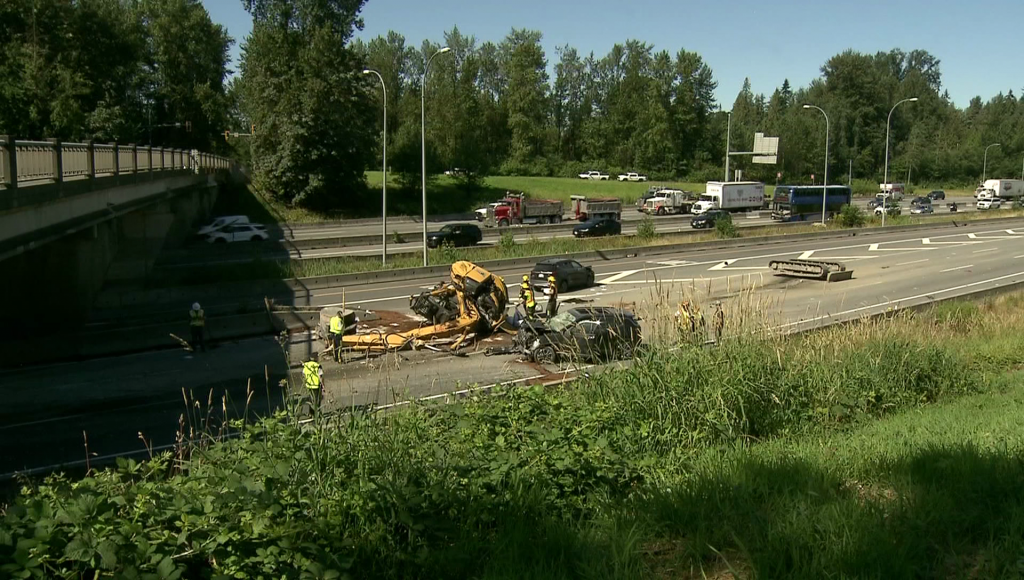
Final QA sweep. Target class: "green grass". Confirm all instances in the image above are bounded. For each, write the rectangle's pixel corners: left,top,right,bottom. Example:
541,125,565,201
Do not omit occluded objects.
6,293,1024,578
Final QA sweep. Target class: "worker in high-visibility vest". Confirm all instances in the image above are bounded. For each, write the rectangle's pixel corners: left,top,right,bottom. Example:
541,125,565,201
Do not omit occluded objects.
522,282,536,319
189,302,206,352
677,301,695,340
328,310,345,362
302,355,324,411
546,275,559,318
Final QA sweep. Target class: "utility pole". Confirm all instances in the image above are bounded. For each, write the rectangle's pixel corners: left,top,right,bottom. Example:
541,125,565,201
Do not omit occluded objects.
724,111,732,182
848,159,852,186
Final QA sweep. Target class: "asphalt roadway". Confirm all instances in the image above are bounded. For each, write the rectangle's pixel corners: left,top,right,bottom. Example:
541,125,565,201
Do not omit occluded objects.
4,217,1024,477
279,194,975,241
167,195,979,265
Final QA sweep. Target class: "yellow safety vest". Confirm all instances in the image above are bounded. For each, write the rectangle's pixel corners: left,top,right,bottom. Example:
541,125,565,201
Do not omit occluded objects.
302,361,322,390
524,288,536,308
329,315,343,335
189,309,205,327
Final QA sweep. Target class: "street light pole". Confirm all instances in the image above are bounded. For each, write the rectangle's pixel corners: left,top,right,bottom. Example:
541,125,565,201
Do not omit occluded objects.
724,111,732,182
420,46,451,267
883,97,918,227
802,104,829,225
983,143,1000,183
363,69,388,266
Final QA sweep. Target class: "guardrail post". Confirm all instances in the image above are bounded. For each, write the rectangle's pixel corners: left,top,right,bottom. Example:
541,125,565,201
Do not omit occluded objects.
0,135,16,189
85,140,95,179
130,144,137,174
146,146,153,177
48,138,63,184
111,143,119,175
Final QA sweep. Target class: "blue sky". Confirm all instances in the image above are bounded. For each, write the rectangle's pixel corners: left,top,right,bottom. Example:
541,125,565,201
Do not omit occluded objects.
202,0,1023,108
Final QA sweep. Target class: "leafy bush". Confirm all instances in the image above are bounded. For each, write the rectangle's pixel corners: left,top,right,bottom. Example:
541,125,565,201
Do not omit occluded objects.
715,212,738,238
498,231,517,254
835,203,866,227
636,215,658,241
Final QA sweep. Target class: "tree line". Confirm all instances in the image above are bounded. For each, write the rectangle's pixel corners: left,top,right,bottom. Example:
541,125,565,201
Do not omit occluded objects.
0,0,233,153
4,1,1022,215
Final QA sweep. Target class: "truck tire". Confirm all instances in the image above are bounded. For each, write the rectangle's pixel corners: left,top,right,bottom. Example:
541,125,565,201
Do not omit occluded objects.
554,215,562,224
499,219,509,227
657,207,666,216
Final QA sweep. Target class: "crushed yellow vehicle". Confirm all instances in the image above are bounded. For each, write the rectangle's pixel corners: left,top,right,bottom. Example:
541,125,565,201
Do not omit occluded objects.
339,261,509,353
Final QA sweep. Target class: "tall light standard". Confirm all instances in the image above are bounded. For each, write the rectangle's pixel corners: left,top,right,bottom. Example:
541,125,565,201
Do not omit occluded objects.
363,69,388,265
802,104,829,225
420,46,451,266
983,143,1000,183
883,97,918,227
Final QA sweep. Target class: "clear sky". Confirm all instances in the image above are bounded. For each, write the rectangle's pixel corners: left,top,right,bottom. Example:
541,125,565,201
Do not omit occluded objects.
203,0,1023,108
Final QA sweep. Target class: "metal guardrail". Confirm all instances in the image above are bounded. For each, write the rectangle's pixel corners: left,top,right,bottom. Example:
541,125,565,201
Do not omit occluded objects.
0,135,231,190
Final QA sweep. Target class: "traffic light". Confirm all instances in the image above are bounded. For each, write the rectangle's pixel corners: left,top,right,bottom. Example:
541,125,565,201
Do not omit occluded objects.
224,130,230,141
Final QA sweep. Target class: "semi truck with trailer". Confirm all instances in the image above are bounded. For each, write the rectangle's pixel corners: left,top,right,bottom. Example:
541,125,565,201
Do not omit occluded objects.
975,179,1024,201
486,193,564,227
771,185,853,222
570,195,622,221
692,181,765,214
643,189,698,215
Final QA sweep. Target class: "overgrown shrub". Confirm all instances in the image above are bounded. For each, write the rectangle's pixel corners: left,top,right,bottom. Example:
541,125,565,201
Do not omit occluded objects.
835,203,866,227
636,215,658,241
715,212,738,238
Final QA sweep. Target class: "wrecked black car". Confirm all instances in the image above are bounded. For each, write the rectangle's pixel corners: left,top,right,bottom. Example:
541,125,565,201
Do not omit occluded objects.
517,307,642,364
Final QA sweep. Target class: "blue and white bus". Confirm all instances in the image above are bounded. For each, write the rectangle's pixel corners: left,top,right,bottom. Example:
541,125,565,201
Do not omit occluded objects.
771,185,853,222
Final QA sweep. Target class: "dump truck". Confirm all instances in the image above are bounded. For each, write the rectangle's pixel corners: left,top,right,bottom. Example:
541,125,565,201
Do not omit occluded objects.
337,261,510,353
643,189,698,215
487,192,564,226
570,195,622,221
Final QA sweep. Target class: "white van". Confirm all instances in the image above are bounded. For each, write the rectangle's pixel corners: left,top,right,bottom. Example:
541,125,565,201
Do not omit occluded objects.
197,215,250,236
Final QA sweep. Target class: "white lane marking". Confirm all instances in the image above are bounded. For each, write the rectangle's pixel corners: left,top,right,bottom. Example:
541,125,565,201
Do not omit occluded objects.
895,259,929,267
709,259,770,271
1015,255,1024,259
597,269,641,284
779,269,1024,329
968,233,1018,239
940,264,974,273
922,237,983,245
798,250,815,260
869,243,938,251
972,248,999,254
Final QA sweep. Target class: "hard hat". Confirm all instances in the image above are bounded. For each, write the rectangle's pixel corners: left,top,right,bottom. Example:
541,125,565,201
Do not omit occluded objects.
192,302,201,311
548,275,556,282
522,274,529,281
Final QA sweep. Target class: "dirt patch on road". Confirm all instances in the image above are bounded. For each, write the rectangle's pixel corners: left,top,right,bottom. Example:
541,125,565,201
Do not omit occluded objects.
355,309,423,334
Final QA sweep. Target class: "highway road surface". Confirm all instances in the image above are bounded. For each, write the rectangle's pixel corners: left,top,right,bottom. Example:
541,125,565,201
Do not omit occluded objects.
163,196,981,266
4,217,1023,477
276,194,976,241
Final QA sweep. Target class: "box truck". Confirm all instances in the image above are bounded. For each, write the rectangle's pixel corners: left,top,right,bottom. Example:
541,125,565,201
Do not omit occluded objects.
693,181,765,214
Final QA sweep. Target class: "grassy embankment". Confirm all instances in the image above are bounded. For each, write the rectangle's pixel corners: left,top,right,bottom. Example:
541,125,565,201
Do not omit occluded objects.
169,207,1024,286
4,294,1024,578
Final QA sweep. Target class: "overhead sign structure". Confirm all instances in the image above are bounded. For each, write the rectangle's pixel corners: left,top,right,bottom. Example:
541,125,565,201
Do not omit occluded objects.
752,133,779,164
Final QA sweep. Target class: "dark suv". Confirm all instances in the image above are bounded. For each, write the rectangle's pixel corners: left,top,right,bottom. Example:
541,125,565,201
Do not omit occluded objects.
517,307,642,363
425,224,483,248
573,218,621,238
530,258,594,293
691,209,729,229
928,190,946,200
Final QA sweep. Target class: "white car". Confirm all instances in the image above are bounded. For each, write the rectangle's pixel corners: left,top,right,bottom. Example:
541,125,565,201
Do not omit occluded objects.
197,215,250,236
577,170,610,181
206,223,269,243
976,198,1002,210
617,172,648,182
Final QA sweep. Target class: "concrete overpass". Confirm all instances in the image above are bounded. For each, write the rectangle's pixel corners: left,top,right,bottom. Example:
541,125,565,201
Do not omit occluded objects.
0,135,235,335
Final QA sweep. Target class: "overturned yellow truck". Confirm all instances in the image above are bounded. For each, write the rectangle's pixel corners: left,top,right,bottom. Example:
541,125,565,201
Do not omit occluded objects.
338,261,510,353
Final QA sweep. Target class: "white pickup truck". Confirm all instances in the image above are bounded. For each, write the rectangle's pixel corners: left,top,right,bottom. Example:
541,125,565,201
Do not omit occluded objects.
617,172,648,182
578,170,610,181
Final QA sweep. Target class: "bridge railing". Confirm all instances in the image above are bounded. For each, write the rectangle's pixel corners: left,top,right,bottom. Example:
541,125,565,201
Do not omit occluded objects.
0,136,233,190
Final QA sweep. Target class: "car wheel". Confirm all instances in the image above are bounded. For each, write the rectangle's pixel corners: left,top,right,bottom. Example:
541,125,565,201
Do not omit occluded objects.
558,280,568,293
533,345,557,364
587,272,595,287
215,237,227,243
613,339,636,361
251,236,264,242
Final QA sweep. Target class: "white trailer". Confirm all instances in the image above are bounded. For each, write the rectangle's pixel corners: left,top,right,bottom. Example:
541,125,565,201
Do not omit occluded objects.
693,181,765,214
879,183,905,201
978,179,1024,200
